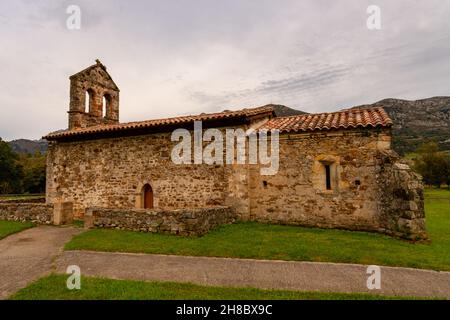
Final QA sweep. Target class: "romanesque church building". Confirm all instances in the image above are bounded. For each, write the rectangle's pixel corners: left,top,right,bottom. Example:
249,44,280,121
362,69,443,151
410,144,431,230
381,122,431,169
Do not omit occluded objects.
44,61,426,239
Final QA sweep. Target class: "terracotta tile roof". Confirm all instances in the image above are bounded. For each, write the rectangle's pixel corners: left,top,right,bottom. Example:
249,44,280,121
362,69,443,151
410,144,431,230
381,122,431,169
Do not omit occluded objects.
44,105,392,141
44,105,275,140
257,107,392,133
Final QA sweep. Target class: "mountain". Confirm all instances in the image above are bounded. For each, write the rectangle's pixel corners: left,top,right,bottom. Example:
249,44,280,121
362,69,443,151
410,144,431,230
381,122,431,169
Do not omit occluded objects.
4,106,306,156
353,97,450,155
270,104,307,117
277,98,450,155
8,139,48,155
7,97,448,156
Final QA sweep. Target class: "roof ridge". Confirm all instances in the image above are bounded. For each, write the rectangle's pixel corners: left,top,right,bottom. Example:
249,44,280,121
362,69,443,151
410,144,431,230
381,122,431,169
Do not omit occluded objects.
44,105,275,140
69,60,120,91
258,106,392,133
118,105,274,125
274,105,386,120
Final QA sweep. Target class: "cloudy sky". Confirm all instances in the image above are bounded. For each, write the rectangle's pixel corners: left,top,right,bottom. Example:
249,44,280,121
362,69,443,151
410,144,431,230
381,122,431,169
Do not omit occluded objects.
1,0,449,140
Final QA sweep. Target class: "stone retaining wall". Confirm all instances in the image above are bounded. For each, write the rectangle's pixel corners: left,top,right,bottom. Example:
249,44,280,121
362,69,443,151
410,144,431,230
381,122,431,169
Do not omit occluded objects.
84,206,236,236
376,150,426,240
0,203,53,224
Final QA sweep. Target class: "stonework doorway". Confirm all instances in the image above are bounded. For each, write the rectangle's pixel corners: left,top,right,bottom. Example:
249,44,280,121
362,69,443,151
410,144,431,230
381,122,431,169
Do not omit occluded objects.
143,184,154,209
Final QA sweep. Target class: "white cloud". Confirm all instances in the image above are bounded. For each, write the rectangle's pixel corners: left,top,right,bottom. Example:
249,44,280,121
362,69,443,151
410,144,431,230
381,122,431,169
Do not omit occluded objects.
0,0,449,140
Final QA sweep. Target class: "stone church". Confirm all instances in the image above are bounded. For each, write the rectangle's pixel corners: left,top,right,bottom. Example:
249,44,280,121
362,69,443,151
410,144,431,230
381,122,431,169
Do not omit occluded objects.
44,61,426,239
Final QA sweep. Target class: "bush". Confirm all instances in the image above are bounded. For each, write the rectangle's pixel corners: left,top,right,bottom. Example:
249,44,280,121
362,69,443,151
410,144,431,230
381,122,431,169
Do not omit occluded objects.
413,142,450,187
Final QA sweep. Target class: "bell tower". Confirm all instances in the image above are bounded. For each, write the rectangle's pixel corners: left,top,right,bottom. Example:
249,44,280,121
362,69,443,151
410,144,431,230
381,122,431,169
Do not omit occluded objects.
68,59,120,130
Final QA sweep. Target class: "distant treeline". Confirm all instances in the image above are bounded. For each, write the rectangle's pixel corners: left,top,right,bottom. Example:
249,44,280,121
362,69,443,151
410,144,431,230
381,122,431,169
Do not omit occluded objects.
413,142,450,188
0,138,46,194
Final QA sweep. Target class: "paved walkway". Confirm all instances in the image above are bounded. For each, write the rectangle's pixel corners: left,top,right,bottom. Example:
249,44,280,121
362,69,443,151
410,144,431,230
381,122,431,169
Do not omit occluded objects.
1,225,449,299
57,250,450,299
0,226,81,299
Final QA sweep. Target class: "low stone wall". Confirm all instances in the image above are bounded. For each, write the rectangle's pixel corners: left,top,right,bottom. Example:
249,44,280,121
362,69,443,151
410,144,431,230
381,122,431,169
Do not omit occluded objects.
0,203,54,224
84,206,236,236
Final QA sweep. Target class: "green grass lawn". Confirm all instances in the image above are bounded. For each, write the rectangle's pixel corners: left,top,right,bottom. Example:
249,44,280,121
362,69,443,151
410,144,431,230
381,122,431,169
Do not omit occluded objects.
0,220,34,240
0,194,45,201
65,188,450,271
72,219,84,228
9,274,423,300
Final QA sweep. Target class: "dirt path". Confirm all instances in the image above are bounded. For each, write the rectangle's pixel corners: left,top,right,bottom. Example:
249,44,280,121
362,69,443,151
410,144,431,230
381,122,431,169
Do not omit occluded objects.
57,250,450,299
0,226,81,299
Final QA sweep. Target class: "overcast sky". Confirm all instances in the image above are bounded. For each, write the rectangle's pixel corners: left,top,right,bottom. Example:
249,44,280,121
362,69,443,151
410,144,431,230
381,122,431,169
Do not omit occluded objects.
1,0,449,140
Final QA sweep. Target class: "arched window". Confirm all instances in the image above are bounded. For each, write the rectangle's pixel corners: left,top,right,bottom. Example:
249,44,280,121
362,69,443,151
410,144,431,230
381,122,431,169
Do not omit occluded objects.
85,89,94,113
102,94,111,118
141,184,154,209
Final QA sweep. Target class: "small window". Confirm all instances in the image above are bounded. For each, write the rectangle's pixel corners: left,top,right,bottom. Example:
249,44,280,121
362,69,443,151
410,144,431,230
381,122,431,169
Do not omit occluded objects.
325,164,332,190
263,181,268,188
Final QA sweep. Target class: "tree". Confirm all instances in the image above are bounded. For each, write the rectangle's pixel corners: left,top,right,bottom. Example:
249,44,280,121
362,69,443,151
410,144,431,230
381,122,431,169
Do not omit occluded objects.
413,142,449,188
17,151,46,193
445,156,450,188
0,138,23,193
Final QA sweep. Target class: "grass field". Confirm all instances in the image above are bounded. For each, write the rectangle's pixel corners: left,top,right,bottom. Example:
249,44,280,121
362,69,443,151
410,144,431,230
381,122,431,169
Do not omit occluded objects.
9,274,423,300
65,188,450,271
0,220,34,240
0,194,45,201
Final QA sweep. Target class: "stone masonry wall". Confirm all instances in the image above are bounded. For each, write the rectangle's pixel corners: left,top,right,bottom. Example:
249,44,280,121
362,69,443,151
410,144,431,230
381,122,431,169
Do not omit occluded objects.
46,132,232,219
244,129,391,232
47,125,426,239
68,62,119,130
84,206,236,236
0,203,53,224
376,150,426,239
242,128,426,239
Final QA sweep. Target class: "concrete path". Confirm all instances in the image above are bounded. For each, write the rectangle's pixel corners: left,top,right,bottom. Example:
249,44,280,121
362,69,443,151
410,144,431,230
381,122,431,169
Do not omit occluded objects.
0,226,81,299
1,226,449,299
57,251,450,299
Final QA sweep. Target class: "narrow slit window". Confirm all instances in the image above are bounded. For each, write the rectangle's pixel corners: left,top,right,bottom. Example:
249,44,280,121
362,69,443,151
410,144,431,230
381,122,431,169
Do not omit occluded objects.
325,164,332,190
